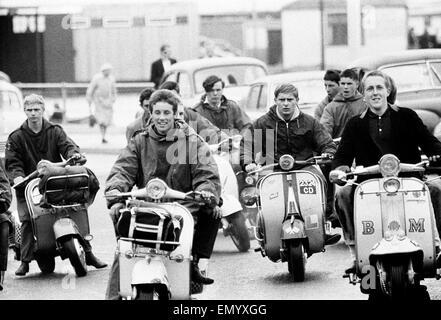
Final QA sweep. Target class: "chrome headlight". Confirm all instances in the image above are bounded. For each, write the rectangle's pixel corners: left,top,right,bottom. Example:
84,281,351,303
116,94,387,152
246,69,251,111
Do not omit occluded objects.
240,187,257,206
379,154,400,177
146,178,167,200
383,178,400,193
279,155,294,171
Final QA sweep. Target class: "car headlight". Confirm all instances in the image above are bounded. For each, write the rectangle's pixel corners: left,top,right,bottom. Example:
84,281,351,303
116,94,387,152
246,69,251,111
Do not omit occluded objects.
279,155,294,171
383,177,400,193
240,187,257,206
146,178,167,200
379,154,400,177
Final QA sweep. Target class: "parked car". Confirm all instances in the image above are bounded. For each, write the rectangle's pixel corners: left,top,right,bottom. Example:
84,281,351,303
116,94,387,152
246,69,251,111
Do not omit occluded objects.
0,78,25,160
244,70,325,120
160,57,268,109
348,49,441,135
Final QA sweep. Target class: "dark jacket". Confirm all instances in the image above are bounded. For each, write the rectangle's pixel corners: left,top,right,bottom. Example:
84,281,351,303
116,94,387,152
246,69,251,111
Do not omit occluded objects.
332,105,441,170
314,95,331,121
320,91,367,139
106,121,221,210
5,119,80,198
193,95,252,133
242,105,337,166
0,162,12,227
125,108,226,144
150,58,177,88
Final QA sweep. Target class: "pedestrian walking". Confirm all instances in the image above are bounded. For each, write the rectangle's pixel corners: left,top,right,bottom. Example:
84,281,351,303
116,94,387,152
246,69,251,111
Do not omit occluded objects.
86,63,117,144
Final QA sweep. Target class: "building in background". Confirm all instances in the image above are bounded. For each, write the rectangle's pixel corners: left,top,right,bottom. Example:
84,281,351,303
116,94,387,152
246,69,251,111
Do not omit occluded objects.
281,0,408,71
407,0,441,48
0,1,199,82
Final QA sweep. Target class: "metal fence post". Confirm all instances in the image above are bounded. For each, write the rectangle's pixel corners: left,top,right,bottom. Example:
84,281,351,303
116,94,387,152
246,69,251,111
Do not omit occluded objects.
61,82,67,112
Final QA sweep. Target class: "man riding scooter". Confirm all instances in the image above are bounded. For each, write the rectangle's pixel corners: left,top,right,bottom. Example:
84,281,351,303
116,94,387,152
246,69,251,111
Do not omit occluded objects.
5,94,107,276
243,83,341,245
105,89,222,300
329,70,441,274
0,162,12,290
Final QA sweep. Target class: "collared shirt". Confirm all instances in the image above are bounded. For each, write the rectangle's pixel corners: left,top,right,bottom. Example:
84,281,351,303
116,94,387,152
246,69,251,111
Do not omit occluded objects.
162,59,171,73
367,107,393,154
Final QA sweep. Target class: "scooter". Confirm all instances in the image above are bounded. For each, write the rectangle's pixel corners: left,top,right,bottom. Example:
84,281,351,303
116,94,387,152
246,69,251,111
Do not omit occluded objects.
105,178,213,300
330,154,441,300
209,135,250,252
13,154,95,277
250,154,331,282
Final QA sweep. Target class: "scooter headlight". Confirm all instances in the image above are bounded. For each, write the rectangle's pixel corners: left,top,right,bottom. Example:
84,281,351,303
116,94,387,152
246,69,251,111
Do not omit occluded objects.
146,178,167,200
383,178,401,193
245,176,255,185
379,154,400,177
279,155,295,171
240,187,257,206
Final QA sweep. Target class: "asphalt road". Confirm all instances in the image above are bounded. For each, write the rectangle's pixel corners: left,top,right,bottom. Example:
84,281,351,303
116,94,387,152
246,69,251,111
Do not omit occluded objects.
2,154,441,300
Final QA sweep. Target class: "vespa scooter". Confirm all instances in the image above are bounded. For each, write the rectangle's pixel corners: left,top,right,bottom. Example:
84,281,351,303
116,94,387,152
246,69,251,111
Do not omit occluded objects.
105,178,215,300
209,136,250,252
330,154,441,300
250,154,331,282
13,154,96,277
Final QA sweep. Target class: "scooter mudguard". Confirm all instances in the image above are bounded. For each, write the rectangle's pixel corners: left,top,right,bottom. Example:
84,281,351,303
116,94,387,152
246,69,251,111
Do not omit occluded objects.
258,170,326,262
369,237,423,259
132,256,169,286
281,219,306,240
354,178,436,276
53,218,79,240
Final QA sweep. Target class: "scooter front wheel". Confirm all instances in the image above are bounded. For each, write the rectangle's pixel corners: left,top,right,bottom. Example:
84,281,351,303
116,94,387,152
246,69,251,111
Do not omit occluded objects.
287,242,306,282
133,284,167,300
36,255,55,274
62,237,87,277
227,211,250,252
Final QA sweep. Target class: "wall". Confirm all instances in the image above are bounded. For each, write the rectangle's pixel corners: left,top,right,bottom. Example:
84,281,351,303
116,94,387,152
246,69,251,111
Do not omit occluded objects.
72,2,199,82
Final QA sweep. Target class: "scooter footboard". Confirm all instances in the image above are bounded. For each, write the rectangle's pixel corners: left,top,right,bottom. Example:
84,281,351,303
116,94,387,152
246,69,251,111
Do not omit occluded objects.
258,171,326,261
355,178,436,275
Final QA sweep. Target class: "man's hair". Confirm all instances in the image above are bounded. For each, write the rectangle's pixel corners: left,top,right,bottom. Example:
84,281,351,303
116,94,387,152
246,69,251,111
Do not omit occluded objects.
202,75,225,92
160,44,170,53
274,83,299,100
324,69,341,84
139,87,155,105
23,94,45,110
340,68,359,82
148,89,181,113
159,81,180,94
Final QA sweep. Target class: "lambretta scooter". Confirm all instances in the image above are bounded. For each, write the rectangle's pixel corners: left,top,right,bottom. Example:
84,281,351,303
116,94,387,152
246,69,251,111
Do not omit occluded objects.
209,135,250,252
13,154,95,277
330,154,441,300
105,178,214,300
250,154,331,282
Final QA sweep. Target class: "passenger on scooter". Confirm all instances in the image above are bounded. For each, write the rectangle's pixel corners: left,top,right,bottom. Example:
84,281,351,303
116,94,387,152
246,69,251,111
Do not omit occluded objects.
4,94,108,276
125,87,155,142
242,83,341,245
105,89,222,299
0,162,12,290
330,70,441,274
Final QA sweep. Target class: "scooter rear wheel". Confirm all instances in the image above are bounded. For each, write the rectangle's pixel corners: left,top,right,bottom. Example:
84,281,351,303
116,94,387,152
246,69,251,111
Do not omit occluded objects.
287,242,306,282
62,237,87,277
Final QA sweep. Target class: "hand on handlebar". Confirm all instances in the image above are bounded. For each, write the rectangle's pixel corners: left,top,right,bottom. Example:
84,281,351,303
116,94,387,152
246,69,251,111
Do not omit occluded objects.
245,163,260,173
321,153,334,160
428,155,441,164
13,176,24,186
199,190,217,207
329,169,348,186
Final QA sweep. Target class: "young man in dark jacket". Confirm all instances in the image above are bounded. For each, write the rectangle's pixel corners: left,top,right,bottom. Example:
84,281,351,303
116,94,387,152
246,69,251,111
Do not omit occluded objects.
243,84,341,245
314,69,341,121
330,70,441,273
5,94,107,276
105,89,222,299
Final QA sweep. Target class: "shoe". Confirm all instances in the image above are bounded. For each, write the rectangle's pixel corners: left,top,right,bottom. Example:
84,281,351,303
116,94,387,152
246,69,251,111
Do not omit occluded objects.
15,262,29,276
191,261,214,285
324,233,341,246
345,260,356,274
102,139,108,144
85,252,108,269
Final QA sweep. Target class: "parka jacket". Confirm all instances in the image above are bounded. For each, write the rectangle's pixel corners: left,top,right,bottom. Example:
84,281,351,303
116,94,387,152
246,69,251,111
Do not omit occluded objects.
5,119,80,198
320,91,367,139
242,105,337,167
106,121,221,210
192,95,252,133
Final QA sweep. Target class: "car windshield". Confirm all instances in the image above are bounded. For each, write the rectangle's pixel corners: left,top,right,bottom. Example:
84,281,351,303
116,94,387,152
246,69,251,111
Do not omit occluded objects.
381,62,441,92
270,79,324,105
194,65,266,94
